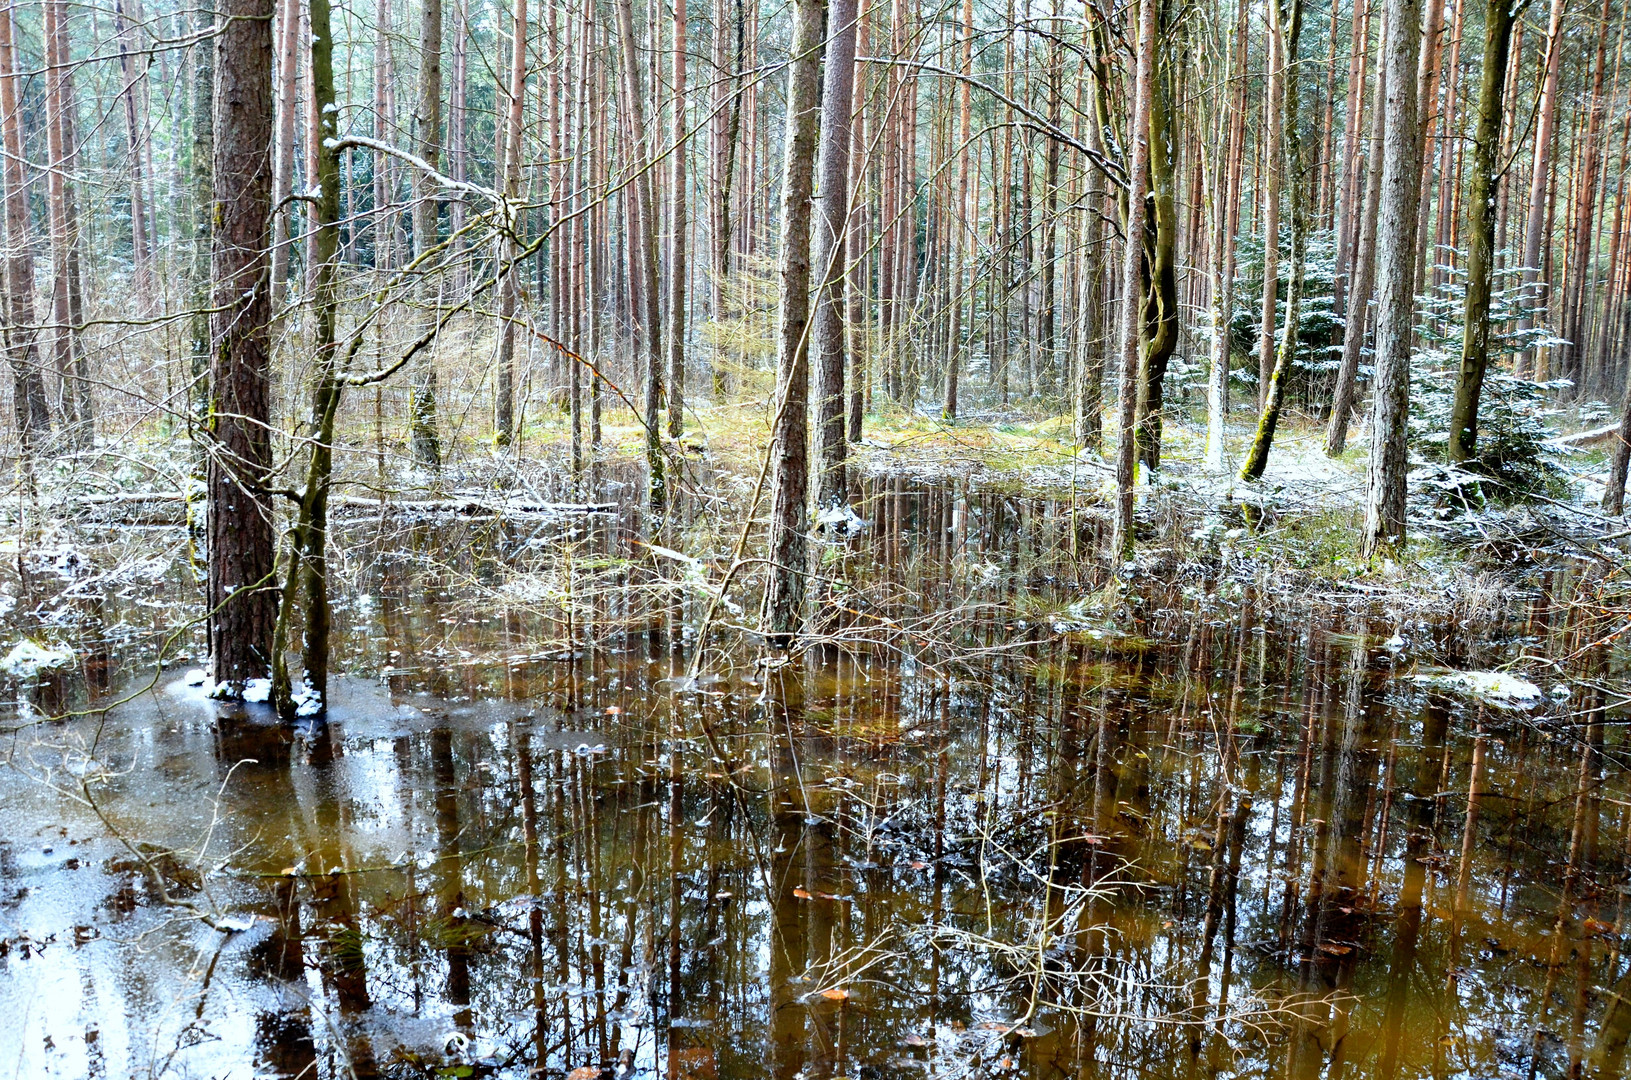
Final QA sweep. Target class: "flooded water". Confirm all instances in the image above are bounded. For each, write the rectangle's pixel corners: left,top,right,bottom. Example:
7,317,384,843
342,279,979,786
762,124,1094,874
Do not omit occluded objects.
1,476,1629,1079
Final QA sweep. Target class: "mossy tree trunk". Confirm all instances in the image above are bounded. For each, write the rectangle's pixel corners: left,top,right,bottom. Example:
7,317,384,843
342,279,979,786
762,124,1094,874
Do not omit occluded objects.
1239,0,1305,482
1447,0,1518,463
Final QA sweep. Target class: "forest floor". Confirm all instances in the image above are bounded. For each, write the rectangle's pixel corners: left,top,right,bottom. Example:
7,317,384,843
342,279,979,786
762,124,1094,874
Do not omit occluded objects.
546,394,1630,606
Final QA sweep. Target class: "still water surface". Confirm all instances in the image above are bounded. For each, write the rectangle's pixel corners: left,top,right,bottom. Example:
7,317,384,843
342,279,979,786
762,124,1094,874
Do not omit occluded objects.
0,480,1626,1079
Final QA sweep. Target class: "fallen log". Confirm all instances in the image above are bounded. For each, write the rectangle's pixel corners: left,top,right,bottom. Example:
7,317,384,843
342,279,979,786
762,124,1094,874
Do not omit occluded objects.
60,491,618,524
1546,424,1621,450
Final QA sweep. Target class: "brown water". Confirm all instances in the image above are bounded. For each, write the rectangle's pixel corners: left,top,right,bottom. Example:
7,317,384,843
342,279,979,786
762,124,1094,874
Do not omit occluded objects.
1,478,1628,1080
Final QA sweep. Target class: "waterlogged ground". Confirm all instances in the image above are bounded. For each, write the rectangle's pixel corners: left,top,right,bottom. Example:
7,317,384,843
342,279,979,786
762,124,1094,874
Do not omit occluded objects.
0,475,1629,1080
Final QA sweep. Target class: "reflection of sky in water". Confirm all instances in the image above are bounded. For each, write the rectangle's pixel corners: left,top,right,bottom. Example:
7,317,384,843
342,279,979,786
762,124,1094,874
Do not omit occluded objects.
0,487,1621,1079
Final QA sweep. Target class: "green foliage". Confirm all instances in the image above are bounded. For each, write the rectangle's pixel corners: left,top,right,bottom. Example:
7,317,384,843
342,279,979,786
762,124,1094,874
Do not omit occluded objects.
1409,366,1568,502
1226,229,1341,386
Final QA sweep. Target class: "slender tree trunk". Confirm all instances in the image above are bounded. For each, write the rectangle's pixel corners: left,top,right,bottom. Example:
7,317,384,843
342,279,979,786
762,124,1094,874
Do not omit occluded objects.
762,0,827,641
448,0,467,294
114,0,153,315
270,0,300,304
1112,0,1157,561
667,0,688,438
0,5,47,451
1327,5,1388,456
847,0,870,442
44,0,87,443
189,1,214,436
373,0,394,270
1446,0,1516,462
1559,0,1614,386
1517,0,1565,377
1257,9,1284,409
813,0,858,509
1408,0,1445,298
613,0,667,513
1241,0,1305,481
1136,64,1179,470
1361,0,1424,557
271,0,344,716
943,0,972,422
409,0,444,468
207,0,277,691
493,0,528,447
1334,0,1372,312
1206,0,1251,468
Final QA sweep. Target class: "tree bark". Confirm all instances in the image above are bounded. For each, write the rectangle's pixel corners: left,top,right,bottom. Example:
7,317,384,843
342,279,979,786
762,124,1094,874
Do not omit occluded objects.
1240,0,1306,482
44,0,88,444
813,0,859,509
613,0,667,513
208,0,277,692
1446,0,1516,462
1256,5,1285,410
493,0,528,447
1135,57,1179,471
1326,5,1388,456
271,0,343,717
409,0,443,468
1112,0,1157,561
1334,0,1372,313
1205,0,1251,469
1517,0,1565,377
667,0,688,438
270,0,300,304
762,0,827,641
373,0,394,270
0,5,47,452
1361,0,1424,558
114,0,154,315
1558,0,1613,387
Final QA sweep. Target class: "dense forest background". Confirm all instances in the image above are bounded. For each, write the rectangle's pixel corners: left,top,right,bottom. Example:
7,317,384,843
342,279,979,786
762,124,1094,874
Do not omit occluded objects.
0,0,1623,679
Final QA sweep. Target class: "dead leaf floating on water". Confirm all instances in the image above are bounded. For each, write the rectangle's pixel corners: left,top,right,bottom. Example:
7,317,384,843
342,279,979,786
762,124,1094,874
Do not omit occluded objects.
819,987,850,1001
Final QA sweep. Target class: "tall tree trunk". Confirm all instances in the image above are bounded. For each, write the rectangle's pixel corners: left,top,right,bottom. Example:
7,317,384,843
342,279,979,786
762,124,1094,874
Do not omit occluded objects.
114,0,154,315
373,0,394,270
448,0,467,294
762,0,826,641
1408,0,1444,298
493,0,528,447
208,0,277,691
271,0,343,717
943,0,972,422
1112,0,1157,561
190,1,214,436
270,0,300,304
613,0,667,513
1334,0,1372,313
1361,0,1424,557
847,0,870,442
1517,0,1565,377
1446,0,1516,462
0,4,47,452
1326,5,1388,456
1206,0,1251,468
1558,0,1613,387
667,0,688,438
44,0,88,444
1135,61,1179,470
1240,0,1305,481
1257,6,1284,410
813,0,858,509
409,0,444,468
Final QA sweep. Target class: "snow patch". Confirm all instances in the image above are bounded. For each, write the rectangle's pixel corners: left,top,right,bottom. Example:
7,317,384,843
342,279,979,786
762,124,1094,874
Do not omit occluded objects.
1408,669,1543,707
0,639,74,677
